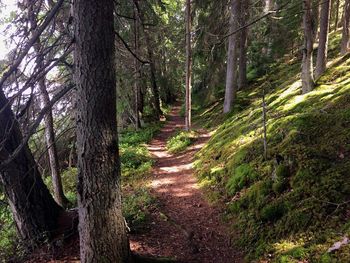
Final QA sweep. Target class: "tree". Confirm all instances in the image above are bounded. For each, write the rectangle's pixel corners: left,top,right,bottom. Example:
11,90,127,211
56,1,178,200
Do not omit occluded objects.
0,90,62,248
341,0,350,54
315,0,331,79
185,0,192,130
333,0,340,31
301,0,315,94
133,5,142,130
74,0,130,262
28,3,68,208
134,0,163,120
223,0,240,113
238,0,249,90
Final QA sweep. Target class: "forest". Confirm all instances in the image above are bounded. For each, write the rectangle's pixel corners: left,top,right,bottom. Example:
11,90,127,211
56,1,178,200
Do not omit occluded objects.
0,0,350,262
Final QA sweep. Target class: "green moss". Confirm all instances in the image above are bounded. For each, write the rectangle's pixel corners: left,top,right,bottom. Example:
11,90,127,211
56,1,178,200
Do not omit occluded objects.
226,164,258,195
260,201,288,222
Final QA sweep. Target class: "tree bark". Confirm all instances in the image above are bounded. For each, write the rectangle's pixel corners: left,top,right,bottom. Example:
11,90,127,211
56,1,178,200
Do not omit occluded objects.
0,90,62,248
185,0,192,130
238,0,249,90
223,0,240,113
302,0,315,94
315,0,331,79
74,0,130,262
341,0,350,55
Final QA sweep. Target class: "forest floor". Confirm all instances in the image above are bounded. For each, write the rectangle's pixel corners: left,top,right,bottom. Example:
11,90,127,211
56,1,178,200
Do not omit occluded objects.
130,105,242,263
25,105,242,263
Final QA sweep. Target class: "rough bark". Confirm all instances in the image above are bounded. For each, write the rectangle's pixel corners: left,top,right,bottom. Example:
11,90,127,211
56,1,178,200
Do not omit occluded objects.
74,0,130,262
341,0,350,54
315,0,331,79
223,0,240,113
238,0,249,90
0,90,62,248
185,0,192,130
302,0,315,94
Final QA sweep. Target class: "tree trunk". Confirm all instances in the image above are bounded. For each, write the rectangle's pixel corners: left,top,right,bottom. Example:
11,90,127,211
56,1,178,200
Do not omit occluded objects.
333,0,340,31
74,1,130,262
238,0,249,90
312,0,320,40
185,0,192,130
334,0,340,31
133,7,141,130
315,0,331,79
302,0,315,94
223,0,240,113
341,0,350,54
27,1,68,208
134,0,162,120
264,0,273,14
0,90,62,248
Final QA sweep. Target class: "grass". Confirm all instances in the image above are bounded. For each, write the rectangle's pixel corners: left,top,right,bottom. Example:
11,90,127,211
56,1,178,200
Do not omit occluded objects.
166,129,198,153
193,33,350,262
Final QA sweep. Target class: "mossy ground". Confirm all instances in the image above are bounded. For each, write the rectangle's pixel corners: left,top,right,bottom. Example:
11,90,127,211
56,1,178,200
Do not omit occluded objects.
193,33,350,262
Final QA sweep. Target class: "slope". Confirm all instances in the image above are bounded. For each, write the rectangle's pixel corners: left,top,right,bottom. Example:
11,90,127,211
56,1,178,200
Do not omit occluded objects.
193,31,350,262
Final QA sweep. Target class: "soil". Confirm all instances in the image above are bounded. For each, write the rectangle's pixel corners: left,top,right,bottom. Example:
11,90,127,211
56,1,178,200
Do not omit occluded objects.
130,106,242,263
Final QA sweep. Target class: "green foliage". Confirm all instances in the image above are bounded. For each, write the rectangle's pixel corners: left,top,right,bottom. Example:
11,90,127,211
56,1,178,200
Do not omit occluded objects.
0,199,18,261
122,188,155,232
44,167,78,207
194,32,350,262
166,130,198,153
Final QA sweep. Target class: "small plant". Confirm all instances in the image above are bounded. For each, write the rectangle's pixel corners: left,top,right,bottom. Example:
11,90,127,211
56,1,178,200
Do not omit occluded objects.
166,130,198,153
122,188,155,232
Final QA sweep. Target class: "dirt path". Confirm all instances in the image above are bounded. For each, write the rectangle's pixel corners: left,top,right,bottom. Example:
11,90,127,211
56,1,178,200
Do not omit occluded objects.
130,106,242,263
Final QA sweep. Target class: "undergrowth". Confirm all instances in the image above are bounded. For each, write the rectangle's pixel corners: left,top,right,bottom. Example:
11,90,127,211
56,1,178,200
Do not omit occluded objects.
0,124,161,261
166,129,198,153
194,32,350,262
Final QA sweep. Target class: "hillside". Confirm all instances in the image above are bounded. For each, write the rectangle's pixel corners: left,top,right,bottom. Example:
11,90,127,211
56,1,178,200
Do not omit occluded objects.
193,32,350,262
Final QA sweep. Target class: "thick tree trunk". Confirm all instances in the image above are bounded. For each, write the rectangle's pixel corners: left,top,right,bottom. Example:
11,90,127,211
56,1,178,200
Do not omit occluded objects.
315,0,331,79
74,1,130,262
185,0,192,130
223,0,240,113
0,90,62,248
302,0,315,94
238,0,249,90
341,0,350,54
